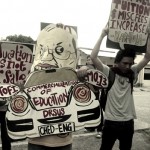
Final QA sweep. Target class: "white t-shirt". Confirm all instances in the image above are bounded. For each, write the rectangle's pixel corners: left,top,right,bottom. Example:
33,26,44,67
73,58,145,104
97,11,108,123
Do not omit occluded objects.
102,64,138,121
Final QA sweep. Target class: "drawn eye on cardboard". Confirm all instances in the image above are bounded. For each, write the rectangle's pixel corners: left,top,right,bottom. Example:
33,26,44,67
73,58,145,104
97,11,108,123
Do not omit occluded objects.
106,0,150,53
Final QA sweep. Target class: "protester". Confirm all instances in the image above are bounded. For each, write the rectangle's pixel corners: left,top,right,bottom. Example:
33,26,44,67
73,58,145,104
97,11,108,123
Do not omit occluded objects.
78,25,150,150
28,23,77,150
0,98,11,150
92,26,150,150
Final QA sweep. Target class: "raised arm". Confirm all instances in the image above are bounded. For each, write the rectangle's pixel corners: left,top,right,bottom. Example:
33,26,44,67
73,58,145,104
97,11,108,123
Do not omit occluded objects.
90,26,108,72
136,35,150,72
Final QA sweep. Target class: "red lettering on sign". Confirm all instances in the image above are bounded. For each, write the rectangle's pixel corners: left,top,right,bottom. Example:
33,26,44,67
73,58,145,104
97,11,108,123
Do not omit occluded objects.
32,89,68,107
43,108,65,118
0,85,18,96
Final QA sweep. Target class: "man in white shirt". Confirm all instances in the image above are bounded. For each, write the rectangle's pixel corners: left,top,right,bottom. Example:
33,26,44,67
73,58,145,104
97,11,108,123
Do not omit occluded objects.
77,26,150,150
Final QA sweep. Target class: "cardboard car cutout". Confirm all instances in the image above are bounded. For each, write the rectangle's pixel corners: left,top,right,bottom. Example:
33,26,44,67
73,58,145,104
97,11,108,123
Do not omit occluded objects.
6,68,108,140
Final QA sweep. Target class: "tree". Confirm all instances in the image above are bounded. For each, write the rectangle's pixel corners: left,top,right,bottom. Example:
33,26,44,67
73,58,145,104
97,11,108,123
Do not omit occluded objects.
6,34,35,43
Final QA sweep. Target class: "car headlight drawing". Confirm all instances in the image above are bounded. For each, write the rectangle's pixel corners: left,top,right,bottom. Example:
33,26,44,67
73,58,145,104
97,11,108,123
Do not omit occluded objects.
11,95,28,113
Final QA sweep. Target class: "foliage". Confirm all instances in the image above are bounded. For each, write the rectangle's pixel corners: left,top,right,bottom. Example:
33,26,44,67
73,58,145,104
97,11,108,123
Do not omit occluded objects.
6,34,35,44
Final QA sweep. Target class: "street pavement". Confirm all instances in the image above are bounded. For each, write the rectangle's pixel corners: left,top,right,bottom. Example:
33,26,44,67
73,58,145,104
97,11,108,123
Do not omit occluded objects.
0,87,150,150
72,128,150,150
1,128,150,150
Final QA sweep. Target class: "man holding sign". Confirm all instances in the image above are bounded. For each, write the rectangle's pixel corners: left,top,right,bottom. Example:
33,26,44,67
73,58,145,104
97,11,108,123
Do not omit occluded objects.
89,25,150,150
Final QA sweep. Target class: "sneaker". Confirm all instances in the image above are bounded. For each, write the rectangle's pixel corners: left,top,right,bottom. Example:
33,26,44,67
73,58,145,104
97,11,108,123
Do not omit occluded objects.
96,132,102,138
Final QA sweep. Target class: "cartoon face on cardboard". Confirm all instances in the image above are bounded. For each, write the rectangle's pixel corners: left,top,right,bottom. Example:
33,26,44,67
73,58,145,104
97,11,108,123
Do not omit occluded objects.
32,24,77,70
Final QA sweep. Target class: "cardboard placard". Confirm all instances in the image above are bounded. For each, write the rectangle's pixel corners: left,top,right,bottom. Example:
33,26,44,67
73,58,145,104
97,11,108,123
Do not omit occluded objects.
107,0,150,53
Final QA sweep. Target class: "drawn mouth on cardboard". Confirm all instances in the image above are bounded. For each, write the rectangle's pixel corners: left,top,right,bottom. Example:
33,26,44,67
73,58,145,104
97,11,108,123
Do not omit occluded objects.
77,106,100,122
35,63,58,70
37,115,71,124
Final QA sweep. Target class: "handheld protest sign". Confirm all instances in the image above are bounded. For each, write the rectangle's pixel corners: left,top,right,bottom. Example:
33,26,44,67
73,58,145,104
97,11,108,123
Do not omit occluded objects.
0,42,34,84
106,0,150,53
0,84,20,106
6,23,102,140
6,68,101,140
85,69,108,88
0,42,34,107
0,84,20,97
